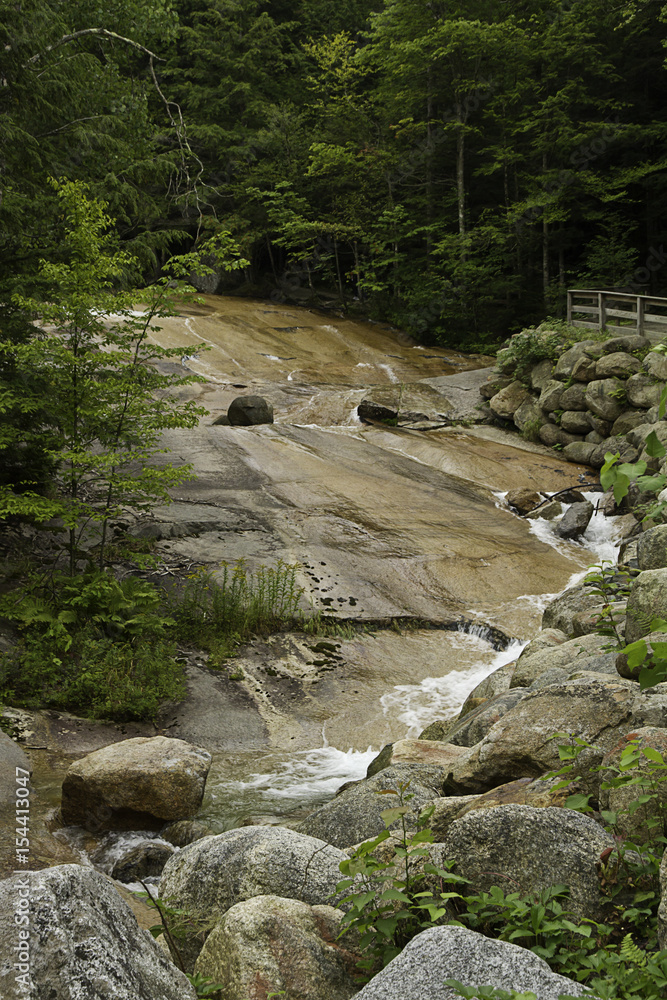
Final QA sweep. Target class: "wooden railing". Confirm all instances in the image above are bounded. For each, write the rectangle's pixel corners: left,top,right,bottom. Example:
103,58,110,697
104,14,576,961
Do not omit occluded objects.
567,289,667,342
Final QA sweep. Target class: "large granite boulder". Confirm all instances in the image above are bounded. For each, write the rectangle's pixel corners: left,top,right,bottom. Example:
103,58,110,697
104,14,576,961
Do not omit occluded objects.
445,676,665,795
444,805,614,918
0,865,195,1000
488,381,530,420
595,352,642,379
625,568,667,642
599,727,667,843
366,740,468,778
511,632,610,688
228,395,274,426
442,689,529,747
542,584,606,636
625,372,664,409
194,895,359,1000
61,737,211,832
638,525,667,571
160,826,347,969
297,764,447,849
350,925,585,1000
584,379,625,422
111,840,175,883
555,500,594,539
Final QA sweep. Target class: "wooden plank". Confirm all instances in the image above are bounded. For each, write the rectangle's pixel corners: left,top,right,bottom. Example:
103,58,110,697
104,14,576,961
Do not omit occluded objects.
604,323,638,335
570,319,600,329
567,290,572,324
570,305,600,315
604,308,637,321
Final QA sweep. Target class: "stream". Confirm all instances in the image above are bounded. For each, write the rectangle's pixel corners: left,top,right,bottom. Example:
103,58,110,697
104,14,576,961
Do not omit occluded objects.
5,297,627,875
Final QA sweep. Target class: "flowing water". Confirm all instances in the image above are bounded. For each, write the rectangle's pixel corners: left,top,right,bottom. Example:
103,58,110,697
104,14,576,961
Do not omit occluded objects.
12,297,626,867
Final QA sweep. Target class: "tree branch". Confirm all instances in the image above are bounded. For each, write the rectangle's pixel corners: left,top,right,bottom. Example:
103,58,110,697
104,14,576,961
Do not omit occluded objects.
24,28,164,68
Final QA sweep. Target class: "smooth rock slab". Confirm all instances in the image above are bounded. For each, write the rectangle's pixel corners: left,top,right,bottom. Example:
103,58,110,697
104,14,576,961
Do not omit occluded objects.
350,925,585,1000
194,895,359,1000
61,736,211,831
444,805,614,918
0,864,195,1000
160,825,348,969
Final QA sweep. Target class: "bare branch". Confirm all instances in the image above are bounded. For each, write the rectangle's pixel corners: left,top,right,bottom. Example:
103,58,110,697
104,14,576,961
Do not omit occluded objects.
24,28,164,68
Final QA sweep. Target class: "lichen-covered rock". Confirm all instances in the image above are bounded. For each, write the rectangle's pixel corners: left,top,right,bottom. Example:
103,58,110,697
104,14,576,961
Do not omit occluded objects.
595,352,642,379
555,500,594,539
444,805,614,918
554,342,601,381
61,737,211,832
510,632,610,689
625,372,663,409
297,764,447,849
0,865,195,1000
513,396,546,435
560,411,592,435
602,335,650,355
427,777,579,841
446,677,641,795
584,379,626,422
350,926,585,1000
228,395,274,425
539,379,565,412
625,568,667,642
160,826,348,970
489,381,530,420
444,690,529,747
559,383,589,411
637,522,667,572
599,728,667,843
194,896,359,1000
589,435,640,468
539,423,581,448
611,409,652,437
542,584,604,636
366,739,468,776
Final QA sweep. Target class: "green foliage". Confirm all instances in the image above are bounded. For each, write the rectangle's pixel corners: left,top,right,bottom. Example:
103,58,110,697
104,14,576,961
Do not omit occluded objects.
495,322,591,382
336,782,466,976
599,392,667,518
168,560,305,662
584,561,634,649
0,569,183,719
622,626,667,689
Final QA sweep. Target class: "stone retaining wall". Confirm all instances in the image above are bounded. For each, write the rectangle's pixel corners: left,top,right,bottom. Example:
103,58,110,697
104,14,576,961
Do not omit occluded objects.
481,333,667,469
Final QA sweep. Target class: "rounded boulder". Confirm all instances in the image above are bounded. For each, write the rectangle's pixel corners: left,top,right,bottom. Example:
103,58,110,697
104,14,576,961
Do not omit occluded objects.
227,395,274,426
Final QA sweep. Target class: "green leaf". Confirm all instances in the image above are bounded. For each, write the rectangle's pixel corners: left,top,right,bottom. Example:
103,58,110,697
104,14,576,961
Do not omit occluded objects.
644,430,667,459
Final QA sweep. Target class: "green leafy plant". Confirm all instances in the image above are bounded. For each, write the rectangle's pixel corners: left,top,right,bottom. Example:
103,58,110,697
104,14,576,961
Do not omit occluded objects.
584,561,635,648
620,624,667,689
335,781,466,976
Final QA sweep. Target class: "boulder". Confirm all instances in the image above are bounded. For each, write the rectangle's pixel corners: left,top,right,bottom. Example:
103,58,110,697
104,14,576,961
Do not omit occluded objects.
445,677,641,795
626,372,664,409
559,383,589,410
638,524,667,571
571,354,598,381
228,395,274,426
611,409,651,437
595,352,642,379
555,500,594,539
427,776,580,841
554,342,601,381
560,411,592,435
0,729,31,805
349,925,585,1000
644,350,667,382
111,840,175,883
539,379,565,412
506,488,543,515
194,896,359,1000
444,805,614,917
61,736,211,832
602,335,650,355
297,764,447,849
587,414,612,437
510,632,610,688
530,359,555,391
0,865,195,1000
513,396,546,435
625,568,667,642
443,689,529,747
480,374,513,400
616,630,667,681
357,399,397,423
457,658,518,716
589,435,640,469
585,379,625,422
562,442,598,465
366,739,468,777
161,819,212,847
542,584,605,636
160,826,348,970
539,424,581,448
488,381,530,420
527,499,563,520
599,728,667,843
